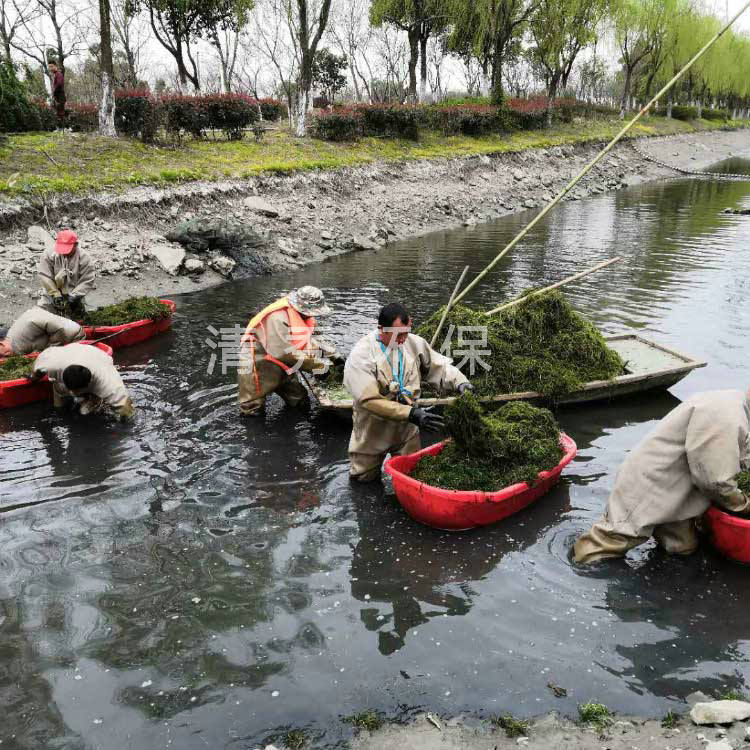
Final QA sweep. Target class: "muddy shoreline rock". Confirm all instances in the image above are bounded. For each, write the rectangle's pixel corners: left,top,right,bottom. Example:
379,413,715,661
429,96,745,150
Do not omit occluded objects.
0,129,748,322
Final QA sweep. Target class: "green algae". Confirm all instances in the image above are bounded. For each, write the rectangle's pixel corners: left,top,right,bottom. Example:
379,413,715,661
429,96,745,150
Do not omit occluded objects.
736,471,750,494
415,291,625,402
84,297,172,326
492,714,530,738
411,393,563,491
0,354,33,381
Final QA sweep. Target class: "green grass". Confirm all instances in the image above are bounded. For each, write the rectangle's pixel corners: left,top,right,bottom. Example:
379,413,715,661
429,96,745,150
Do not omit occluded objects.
578,702,612,730
661,711,679,728
492,714,531,738
1,116,746,197
717,688,747,700
342,710,383,731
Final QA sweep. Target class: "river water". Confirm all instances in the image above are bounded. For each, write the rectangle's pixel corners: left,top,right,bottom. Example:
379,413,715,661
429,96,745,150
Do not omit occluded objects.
3,166,750,749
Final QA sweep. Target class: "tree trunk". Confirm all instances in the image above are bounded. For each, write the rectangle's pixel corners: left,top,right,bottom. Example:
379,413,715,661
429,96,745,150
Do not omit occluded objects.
546,76,559,128
407,26,419,103
295,87,310,136
419,33,427,102
696,99,702,119
490,49,503,106
666,89,673,118
619,66,632,120
98,0,116,136
479,61,490,97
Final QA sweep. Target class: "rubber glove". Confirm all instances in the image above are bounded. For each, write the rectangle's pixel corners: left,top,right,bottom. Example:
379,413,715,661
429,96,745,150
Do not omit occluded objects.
408,405,444,432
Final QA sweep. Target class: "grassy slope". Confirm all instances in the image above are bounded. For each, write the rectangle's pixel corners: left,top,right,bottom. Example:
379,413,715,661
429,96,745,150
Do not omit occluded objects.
1,116,746,198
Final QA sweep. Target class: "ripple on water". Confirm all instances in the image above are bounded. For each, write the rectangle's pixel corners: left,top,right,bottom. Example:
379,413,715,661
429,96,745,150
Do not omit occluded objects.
2,174,750,747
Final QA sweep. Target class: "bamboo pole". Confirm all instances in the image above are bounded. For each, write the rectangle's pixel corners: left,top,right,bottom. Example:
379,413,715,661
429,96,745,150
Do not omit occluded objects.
429,264,470,348
485,256,622,315
449,0,750,310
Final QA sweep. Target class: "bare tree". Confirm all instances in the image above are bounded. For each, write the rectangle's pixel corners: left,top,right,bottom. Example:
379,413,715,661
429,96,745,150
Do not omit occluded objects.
425,33,448,101
111,0,149,86
11,0,89,77
254,0,298,123
210,25,245,92
328,0,372,102
2,0,40,65
461,55,482,96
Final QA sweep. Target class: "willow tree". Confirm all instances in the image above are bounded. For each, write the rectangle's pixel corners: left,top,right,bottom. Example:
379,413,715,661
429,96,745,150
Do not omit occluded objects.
370,0,446,101
528,0,609,125
654,1,706,116
614,0,672,118
447,0,535,105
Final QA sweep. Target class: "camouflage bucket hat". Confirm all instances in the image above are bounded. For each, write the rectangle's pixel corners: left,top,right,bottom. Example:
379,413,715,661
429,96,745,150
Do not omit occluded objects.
288,286,331,317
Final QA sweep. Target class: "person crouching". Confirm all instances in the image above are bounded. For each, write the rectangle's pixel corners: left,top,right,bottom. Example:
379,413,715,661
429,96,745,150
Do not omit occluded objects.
31,342,135,421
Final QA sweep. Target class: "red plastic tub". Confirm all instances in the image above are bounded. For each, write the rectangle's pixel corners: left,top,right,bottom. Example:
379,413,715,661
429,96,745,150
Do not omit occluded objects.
705,506,750,563
384,434,577,530
0,341,113,409
83,299,176,349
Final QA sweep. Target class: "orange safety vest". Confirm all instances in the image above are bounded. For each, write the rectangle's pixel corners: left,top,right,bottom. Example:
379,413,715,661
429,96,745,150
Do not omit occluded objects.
242,297,316,376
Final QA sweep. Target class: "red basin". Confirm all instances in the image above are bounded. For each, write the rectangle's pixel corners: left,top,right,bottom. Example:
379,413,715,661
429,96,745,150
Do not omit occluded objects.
705,506,750,563
0,341,113,409
384,433,577,530
83,299,175,349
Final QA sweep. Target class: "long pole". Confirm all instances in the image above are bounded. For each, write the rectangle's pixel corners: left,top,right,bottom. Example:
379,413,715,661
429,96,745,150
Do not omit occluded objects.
485,256,622,315
450,0,750,309
429,265,470,348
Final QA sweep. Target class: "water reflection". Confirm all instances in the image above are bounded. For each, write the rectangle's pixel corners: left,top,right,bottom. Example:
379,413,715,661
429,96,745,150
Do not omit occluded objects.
2,172,750,747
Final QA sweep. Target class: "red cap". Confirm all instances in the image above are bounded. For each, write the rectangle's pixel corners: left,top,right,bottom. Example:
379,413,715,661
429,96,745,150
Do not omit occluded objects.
55,229,78,255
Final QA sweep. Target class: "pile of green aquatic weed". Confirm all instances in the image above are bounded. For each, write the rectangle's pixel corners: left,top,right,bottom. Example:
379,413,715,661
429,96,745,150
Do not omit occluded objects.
736,471,750,494
411,393,563,491
0,355,33,381
316,359,352,401
84,297,172,326
416,291,625,402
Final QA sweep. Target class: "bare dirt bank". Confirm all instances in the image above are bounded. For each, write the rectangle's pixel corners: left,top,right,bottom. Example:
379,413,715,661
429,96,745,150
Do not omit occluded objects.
1,128,748,324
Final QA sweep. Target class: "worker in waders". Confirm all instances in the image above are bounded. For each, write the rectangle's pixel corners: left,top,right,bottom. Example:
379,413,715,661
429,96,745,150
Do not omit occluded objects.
38,230,95,319
0,308,84,357
574,389,750,564
344,302,473,482
238,286,339,417
31,342,135,421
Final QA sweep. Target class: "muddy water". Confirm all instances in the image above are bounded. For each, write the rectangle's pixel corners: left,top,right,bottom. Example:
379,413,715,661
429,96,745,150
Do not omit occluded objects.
3,172,750,749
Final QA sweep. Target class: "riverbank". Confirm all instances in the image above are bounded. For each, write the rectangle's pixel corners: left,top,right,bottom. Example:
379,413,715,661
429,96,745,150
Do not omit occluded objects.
348,708,750,750
0,125,749,324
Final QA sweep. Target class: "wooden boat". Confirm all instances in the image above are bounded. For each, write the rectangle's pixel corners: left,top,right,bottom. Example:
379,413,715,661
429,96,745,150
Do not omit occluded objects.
311,333,707,414
83,299,176,349
384,434,577,530
0,342,114,409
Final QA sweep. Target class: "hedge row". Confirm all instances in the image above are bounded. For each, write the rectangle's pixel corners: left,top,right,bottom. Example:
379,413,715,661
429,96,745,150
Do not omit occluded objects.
311,97,615,142
5,91,288,141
